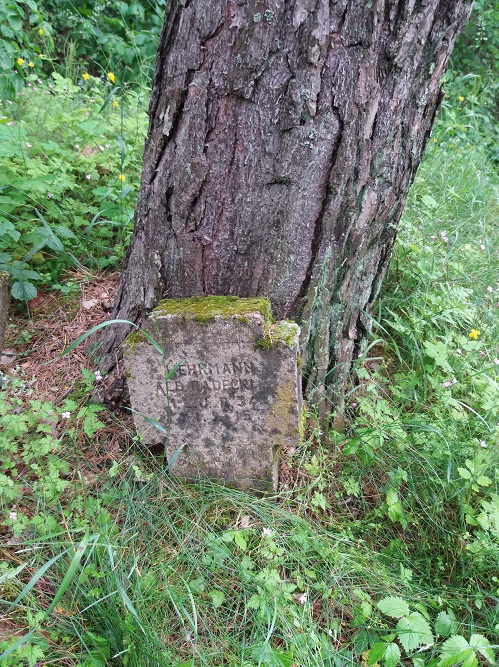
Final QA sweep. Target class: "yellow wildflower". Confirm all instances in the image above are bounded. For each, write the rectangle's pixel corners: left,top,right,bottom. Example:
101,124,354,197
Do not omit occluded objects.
82,72,90,81
458,96,465,102
38,28,44,36
107,71,116,83
113,99,119,107
16,57,24,66
28,61,35,68
38,53,43,58
118,174,126,182
469,329,480,340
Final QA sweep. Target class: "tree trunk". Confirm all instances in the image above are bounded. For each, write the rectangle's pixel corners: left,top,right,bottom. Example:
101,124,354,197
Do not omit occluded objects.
95,0,472,414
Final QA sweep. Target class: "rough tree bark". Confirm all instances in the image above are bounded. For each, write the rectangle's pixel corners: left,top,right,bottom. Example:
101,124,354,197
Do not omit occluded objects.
95,0,472,413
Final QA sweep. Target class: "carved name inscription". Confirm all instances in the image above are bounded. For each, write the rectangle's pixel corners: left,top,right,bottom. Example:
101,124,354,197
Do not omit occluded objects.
123,302,302,492
167,359,255,392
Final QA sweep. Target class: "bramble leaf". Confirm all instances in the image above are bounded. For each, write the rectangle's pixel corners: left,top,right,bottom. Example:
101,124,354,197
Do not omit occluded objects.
209,590,225,609
396,612,433,652
384,642,401,667
377,596,410,619
469,634,495,664
11,280,37,301
438,636,475,667
435,611,456,638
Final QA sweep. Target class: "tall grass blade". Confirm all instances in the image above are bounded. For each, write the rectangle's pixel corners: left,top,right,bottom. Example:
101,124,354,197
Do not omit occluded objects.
98,86,121,113
1,532,98,661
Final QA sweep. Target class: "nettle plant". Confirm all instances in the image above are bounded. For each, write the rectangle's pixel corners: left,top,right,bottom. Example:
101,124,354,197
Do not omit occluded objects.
368,596,495,667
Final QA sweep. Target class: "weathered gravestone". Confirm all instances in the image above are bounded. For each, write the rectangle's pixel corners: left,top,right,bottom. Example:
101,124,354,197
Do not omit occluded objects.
123,296,302,491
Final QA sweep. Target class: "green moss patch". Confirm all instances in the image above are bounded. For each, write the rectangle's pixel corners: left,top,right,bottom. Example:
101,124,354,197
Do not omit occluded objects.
152,296,273,324
257,320,300,350
124,329,148,353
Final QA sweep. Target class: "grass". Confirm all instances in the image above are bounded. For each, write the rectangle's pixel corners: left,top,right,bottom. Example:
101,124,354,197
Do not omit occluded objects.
283,130,499,637
2,452,410,666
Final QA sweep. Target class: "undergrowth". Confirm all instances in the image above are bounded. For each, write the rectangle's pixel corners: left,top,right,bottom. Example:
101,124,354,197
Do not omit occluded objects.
0,1,498,666
0,71,147,300
285,82,499,659
0,374,493,666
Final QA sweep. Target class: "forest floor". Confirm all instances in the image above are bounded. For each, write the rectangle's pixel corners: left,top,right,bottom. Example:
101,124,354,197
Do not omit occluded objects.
2,272,118,403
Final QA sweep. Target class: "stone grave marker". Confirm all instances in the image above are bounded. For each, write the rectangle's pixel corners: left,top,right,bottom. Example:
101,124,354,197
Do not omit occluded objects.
123,296,302,491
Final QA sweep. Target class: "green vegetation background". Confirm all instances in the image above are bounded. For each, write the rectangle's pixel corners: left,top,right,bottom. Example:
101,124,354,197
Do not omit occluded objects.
0,1,498,666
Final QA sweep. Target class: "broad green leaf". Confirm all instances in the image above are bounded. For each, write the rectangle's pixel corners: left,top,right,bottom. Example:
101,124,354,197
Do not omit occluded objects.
188,576,205,594
396,618,422,652
92,186,113,197
396,612,433,652
209,590,225,609
469,634,495,664
54,224,77,240
421,194,438,209
412,603,429,619
361,600,373,618
82,631,110,666
406,612,433,641
384,642,401,667
343,436,360,454
247,593,263,610
368,642,387,665
11,269,42,281
435,611,455,638
439,649,476,667
11,280,37,301
234,531,247,551
386,488,399,506
78,119,102,133
377,596,410,619
271,647,294,667
388,501,404,523
0,221,20,241
438,636,475,667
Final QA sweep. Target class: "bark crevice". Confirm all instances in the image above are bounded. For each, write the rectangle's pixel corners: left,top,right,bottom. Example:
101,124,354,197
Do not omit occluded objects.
95,0,473,414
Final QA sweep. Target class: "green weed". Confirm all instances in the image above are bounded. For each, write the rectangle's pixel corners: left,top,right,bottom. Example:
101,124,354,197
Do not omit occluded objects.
0,70,147,300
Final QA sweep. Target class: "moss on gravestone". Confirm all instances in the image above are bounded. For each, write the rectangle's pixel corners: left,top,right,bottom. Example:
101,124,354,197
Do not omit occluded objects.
256,320,300,350
152,295,273,324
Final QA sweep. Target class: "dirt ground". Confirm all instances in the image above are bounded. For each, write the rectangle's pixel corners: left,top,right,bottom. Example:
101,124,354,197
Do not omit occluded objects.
1,271,119,404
